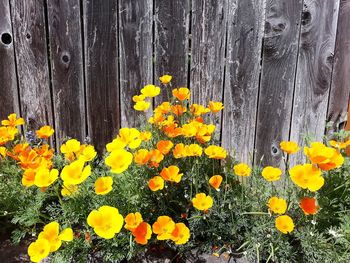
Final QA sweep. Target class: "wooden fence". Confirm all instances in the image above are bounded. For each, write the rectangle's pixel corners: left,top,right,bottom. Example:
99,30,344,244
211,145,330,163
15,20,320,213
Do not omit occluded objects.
0,0,349,167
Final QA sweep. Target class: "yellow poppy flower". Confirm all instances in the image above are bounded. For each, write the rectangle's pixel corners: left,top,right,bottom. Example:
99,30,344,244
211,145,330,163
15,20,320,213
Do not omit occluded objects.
173,143,187,158
159,74,172,84
190,104,210,116
152,216,176,240
261,166,282,182
27,238,50,263
233,163,251,177
304,142,344,171
141,84,161,98
140,131,152,141
78,145,97,162
36,125,54,139
132,94,146,102
185,144,203,157
1,113,24,127
87,205,124,239
280,141,299,154
34,167,59,188
105,148,133,174
94,176,113,195
289,164,324,191
171,223,190,245
275,215,294,234
267,196,287,214
61,160,91,185
208,101,224,113
134,100,151,111
204,145,227,159
37,222,73,252
192,193,213,211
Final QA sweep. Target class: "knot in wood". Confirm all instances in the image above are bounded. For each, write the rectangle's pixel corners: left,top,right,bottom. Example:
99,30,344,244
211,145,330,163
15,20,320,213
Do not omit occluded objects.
1,32,12,45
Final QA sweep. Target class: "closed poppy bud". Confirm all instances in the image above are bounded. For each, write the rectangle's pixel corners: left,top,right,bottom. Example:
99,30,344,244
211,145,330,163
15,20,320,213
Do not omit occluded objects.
209,175,223,190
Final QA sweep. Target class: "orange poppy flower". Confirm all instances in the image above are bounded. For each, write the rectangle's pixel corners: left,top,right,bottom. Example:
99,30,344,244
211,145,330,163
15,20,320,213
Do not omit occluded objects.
124,212,143,231
157,140,174,155
172,88,190,101
160,166,183,183
132,222,152,245
148,176,164,191
173,143,187,158
299,197,319,215
134,149,151,165
170,223,190,245
171,105,187,116
148,149,164,167
209,175,223,190
152,216,175,240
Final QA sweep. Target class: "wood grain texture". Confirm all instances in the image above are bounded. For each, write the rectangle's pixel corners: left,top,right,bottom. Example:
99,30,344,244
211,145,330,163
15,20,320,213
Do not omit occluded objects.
254,0,303,167
0,0,19,120
327,0,350,132
221,0,266,162
190,0,228,137
84,0,120,153
47,0,85,144
290,0,340,163
119,0,153,128
10,0,54,132
154,0,190,103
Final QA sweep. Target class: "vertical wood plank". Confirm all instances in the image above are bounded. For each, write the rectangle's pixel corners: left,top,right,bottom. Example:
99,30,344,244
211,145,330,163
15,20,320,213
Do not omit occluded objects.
327,0,350,132
119,0,153,128
221,0,266,162
10,0,54,132
254,0,303,166
84,0,120,153
154,0,190,103
190,0,228,137
290,0,340,162
0,0,19,120
47,0,85,144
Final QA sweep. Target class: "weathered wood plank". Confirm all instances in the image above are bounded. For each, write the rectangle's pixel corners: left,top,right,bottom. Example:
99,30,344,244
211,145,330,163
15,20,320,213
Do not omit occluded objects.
327,0,350,132
254,0,303,167
190,0,228,138
119,0,153,128
290,0,340,162
0,0,19,120
10,0,54,132
84,0,120,153
154,0,190,103
221,0,266,162
47,0,86,144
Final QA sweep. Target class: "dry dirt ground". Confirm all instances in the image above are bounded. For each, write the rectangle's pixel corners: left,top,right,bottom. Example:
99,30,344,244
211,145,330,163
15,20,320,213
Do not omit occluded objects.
0,237,250,263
